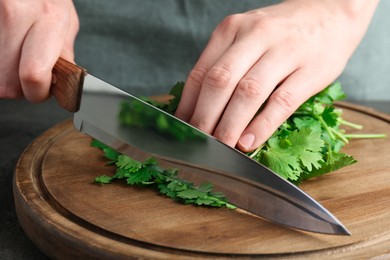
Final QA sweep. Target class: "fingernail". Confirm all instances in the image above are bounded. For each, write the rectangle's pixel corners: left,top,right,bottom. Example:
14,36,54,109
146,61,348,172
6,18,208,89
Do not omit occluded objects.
239,133,255,150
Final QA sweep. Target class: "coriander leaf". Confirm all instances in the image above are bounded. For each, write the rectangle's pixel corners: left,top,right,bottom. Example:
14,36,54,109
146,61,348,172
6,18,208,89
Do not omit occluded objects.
112,168,127,179
157,183,178,198
139,96,166,109
198,182,214,193
321,106,339,128
302,152,357,180
292,117,322,133
321,130,346,152
102,148,120,164
262,150,301,180
90,139,109,150
288,128,324,172
125,165,159,185
143,157,158,166
167,180,188,192
177,188,207,199
163,168,179,178
91,140,119,163
95,175,113,184
210,191,228,200
116,155,143,172
256,128,325,182
195,197,218,206
169,81,185,99
165,81,185,114
314,81,346,104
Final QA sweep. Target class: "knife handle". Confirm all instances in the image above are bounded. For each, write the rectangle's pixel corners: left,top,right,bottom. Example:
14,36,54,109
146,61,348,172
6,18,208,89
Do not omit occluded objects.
52,58,86,112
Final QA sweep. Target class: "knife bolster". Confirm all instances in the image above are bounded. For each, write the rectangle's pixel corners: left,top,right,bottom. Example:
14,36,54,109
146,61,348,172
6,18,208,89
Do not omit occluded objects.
52,58,86,112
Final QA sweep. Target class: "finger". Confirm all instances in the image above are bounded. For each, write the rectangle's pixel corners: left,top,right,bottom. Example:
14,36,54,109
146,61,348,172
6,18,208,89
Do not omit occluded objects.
188,33,270,134
213,48,298,147
19,11,70,102
61,2,79,62
175,15,239,122
237,68,320,152
0,4,33,99
0,34,24,98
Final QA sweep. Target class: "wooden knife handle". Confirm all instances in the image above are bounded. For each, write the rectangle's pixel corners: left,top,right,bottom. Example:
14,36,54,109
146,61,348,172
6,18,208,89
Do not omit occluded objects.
52,58,86,112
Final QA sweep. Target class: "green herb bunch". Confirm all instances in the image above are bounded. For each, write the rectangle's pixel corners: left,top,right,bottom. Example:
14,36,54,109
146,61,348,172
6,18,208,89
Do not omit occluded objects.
117,82,204,142
140,81,385,184
92,140,236,209
248,82,356,183
94,81,385,207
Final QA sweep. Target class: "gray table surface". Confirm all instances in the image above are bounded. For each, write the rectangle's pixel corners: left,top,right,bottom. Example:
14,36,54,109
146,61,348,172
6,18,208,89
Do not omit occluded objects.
0,98,389,259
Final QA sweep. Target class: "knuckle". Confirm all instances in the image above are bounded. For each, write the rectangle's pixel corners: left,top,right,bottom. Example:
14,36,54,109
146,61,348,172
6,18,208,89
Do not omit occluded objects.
204,65,232,90
213,127,237,146
270,89,296,112
0,1,21,25
19,62,49,87
260,116,275,133
282,35,302,55
214,13,242,35
236,78,263,99
187,65,208,87
190,117,213,134
189,115,214,134
41,1,70,26
251,18,270,34
72,10,80,32
244,13,273,35
222,13,243,26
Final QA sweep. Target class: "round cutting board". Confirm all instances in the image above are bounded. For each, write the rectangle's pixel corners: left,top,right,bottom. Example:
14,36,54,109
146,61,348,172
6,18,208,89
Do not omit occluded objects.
14,102,390,259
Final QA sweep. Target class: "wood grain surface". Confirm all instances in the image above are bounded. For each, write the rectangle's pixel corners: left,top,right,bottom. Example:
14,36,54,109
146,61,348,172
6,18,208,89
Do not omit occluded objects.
13,102,390,259
51,58,85,113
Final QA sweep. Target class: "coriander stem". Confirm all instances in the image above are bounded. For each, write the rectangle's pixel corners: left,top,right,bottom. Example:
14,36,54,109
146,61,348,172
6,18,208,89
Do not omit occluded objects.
292,111,311,116
225,203,237,210
344,133,387,139
330,127,349,144
339,119,363,129
248,145,264,159
203,195,237,209
326,143,332,163
316,115,336,140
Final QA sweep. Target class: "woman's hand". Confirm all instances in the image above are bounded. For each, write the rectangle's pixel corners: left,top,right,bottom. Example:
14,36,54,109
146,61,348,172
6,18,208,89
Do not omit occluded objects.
175,0,379,152
0,0,79,102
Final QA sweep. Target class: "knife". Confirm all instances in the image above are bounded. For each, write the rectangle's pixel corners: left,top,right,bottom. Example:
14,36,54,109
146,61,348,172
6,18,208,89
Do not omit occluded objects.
51,58,350,235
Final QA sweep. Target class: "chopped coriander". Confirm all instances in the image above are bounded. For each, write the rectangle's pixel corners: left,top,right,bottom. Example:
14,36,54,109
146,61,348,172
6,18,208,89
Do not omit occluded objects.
93,140,236,209
93,80,386,207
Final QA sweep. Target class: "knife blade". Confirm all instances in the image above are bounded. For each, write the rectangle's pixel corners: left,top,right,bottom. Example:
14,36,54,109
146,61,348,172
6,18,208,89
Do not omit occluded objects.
52,58,350,235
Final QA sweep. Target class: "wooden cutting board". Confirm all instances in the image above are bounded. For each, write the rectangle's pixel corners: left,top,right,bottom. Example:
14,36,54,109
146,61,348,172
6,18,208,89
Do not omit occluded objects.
14,102,390,259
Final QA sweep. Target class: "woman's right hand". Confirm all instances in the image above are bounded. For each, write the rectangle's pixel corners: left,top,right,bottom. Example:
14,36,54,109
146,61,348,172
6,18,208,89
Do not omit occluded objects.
0,0,79,102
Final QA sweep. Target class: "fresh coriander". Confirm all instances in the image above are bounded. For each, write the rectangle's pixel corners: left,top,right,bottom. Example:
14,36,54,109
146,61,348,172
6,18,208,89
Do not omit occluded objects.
93,80,386,207
154,81,385,184
93,140,236,209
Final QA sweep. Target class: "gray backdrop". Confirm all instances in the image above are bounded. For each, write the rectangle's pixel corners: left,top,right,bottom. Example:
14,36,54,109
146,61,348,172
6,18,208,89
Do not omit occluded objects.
73,0,389,101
